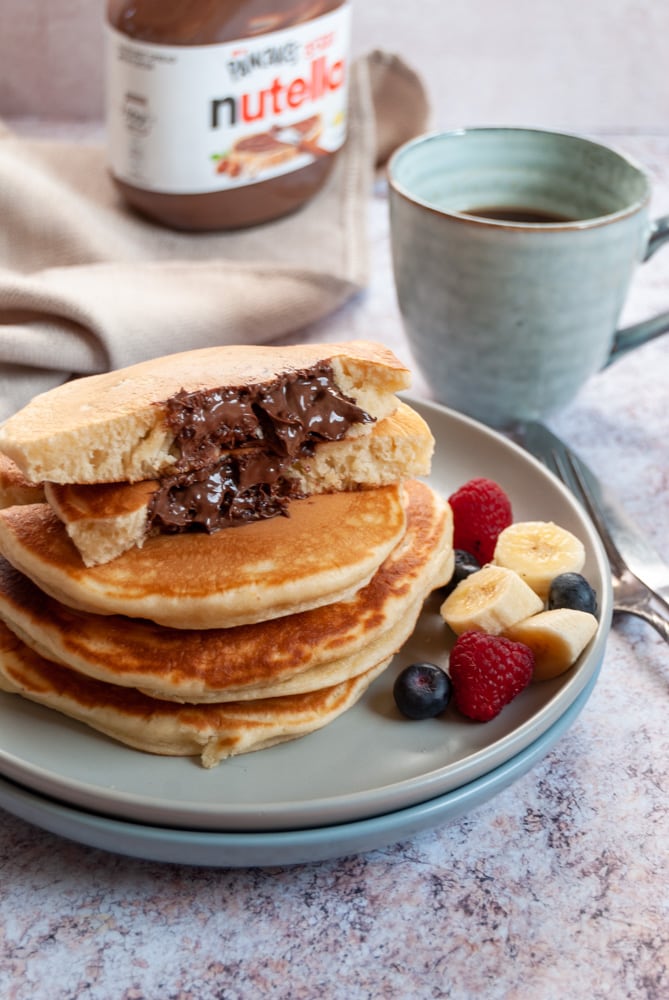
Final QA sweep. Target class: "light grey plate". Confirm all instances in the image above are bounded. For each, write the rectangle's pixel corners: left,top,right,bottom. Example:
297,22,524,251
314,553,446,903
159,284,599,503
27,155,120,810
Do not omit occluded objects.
0,399,612,832
0,667,600,867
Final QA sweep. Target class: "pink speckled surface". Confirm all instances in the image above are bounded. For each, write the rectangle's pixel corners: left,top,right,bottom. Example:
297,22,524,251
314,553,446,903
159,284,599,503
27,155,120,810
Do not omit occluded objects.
1,133,668,999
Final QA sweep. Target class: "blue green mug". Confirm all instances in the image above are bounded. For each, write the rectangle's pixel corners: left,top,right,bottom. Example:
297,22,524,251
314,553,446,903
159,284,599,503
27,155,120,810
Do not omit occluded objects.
388,127,669,428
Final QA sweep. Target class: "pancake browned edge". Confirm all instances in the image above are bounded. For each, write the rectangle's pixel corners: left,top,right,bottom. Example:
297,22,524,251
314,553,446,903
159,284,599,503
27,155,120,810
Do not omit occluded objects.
0,621,392,767
0,480,454,703
0,483,408,629
0,454,44,507
0,342,432,566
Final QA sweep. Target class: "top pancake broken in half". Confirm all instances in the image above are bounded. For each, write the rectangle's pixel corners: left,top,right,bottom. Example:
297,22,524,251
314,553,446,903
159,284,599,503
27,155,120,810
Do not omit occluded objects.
0,342,433,565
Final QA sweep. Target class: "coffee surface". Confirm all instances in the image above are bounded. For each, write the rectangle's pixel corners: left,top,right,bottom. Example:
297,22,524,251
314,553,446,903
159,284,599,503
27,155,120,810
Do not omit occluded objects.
465,205,577,224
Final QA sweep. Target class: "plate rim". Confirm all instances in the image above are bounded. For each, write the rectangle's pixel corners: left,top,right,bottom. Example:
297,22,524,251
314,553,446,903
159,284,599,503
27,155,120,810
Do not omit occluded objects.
0,663,601,867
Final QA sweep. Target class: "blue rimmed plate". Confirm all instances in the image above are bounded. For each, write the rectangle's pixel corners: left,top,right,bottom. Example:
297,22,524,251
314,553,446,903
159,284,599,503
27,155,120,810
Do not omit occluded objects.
0,399,612,833
0,665,600,867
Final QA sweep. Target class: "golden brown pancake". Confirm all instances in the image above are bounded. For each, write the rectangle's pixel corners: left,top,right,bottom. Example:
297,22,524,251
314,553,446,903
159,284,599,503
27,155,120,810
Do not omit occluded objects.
0,483,407,628
0,622,390,767
45,479,156,567
44,401,434,566
0,341,410,485
0,480,453,702
0,453,44,507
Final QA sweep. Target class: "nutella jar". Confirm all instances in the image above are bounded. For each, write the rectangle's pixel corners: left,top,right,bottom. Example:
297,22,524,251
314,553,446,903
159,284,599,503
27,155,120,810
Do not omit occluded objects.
105,1,351,230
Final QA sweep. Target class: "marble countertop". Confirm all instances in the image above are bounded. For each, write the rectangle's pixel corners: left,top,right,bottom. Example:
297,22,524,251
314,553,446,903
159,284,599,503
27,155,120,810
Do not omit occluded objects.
1,131,668,1000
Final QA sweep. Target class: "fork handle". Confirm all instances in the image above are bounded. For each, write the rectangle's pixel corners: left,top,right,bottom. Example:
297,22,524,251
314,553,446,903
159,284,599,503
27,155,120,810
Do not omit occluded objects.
617,606,669,643
647,610,669,643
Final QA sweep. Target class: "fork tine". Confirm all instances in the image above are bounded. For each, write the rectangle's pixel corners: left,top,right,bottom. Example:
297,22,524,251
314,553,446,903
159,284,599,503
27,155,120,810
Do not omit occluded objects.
520,423,627,578
521,422,581,494
548,447,583,500
560,450,628,580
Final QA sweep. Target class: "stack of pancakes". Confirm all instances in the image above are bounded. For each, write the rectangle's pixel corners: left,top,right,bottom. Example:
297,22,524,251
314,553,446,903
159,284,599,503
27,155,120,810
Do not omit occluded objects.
0,342,453,767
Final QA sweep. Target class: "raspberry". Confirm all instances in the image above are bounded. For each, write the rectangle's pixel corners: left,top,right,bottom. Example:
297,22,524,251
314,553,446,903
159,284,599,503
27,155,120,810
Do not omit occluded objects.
449,631,534,722
448,478,512,565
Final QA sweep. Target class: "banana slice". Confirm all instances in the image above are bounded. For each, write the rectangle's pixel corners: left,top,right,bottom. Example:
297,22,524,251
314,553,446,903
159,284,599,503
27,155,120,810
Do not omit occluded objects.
493,520,585,599
440,564,543,635
504,608,598,680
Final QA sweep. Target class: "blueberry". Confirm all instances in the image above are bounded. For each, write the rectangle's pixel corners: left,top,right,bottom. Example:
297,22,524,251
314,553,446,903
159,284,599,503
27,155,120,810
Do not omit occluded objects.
393,662,452,719
548,572,598,615
442,549,481,597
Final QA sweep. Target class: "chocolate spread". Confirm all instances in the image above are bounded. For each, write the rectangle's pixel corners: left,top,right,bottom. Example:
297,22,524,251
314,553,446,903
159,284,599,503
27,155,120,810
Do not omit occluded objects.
105,1,350,230
150,362,373,532
148,452,301,532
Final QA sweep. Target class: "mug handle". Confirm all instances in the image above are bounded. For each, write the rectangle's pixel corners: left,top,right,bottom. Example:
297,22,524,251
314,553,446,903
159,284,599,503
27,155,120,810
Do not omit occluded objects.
607,215,669,365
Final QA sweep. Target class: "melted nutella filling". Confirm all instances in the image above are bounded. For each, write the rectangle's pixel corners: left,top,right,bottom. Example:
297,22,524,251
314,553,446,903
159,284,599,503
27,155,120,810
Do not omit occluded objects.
149,452,301,532
149,363,373,533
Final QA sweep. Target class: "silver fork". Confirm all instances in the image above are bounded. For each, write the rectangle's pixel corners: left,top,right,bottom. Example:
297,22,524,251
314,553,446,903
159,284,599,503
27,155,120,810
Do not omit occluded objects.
518,425,669,642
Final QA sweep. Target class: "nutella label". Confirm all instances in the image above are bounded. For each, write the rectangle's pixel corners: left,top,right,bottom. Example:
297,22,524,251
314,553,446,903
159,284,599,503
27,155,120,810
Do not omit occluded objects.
106,5,351,194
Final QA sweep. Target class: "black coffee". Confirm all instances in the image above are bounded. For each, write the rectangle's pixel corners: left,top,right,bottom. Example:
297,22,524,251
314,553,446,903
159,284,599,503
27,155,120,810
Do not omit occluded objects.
465,205,577,224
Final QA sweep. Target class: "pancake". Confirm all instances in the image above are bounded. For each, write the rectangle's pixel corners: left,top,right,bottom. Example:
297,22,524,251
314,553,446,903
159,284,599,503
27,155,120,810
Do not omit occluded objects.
0,341,410,485
0,453,44,507
0,622,390,767
44,401,434,566
0,480,453,702
0,483,407,628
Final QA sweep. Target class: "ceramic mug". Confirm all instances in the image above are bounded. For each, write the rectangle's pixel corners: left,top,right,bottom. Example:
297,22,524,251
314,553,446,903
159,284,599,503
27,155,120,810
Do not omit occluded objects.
388,127,669,428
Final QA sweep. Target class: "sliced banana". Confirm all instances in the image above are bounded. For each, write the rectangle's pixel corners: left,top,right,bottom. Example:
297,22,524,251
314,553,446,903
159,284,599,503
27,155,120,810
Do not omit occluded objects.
493,520,585,600
440,564,543,635
504,608,598,681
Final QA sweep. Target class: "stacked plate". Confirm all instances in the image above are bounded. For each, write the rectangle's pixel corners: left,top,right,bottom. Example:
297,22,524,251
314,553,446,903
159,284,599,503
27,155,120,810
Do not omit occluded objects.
0,401,611,867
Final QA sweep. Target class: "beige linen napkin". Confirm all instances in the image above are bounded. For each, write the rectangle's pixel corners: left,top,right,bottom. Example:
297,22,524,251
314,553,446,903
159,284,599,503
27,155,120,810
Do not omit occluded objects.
0,51,429,420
